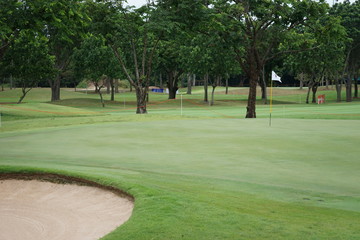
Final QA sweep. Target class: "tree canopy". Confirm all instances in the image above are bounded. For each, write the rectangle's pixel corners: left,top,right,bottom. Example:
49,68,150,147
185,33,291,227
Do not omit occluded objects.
0,0,358,116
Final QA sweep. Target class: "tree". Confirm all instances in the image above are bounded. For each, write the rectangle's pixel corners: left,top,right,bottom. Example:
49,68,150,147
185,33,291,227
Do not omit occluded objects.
156,38,184,99
179,28,238,104
73,35,120,107
97,1,172,114
155,0,212,101
331,0,360,101
38,0,90,102
0,0,23,63
213,0,331,118
283,15,347,103
282,12,347,103
1,0,89,101
0,0,47,85
2,31,55,103
186,73,195,95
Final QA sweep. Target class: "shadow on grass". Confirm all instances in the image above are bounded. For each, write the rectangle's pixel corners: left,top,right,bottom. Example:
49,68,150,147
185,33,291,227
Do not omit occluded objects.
48,98,137,108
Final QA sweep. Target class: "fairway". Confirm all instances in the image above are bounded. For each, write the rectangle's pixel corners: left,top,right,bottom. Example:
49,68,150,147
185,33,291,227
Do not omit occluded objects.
0,88,360,239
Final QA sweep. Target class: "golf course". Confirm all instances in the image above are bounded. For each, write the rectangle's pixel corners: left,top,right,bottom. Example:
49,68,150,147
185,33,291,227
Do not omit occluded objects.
0,87,359,239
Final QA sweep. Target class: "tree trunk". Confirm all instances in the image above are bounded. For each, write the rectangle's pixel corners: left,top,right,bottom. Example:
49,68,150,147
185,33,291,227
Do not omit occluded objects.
193,74,196,86
110,42,154,114
94,82,99,93
167,71,179,99
259,75,267,104
115,79,119,93
311,83,318,103
168,87,178,99
210,76,220,106
187,73,192,95
345,75,352,102
260,65,267,104
110,78,115,101
98,86,105,107
299,73,304,90
335,77,342,102
211,85,216,106
354,75,358,98
159,73,163,88
181,75,185,88
9,75,12,89
135,87,147,114
239,78,245,87
325,77,329,90
306,82,313,104
49,76,61,101
204,73,208,102
17,87,32,104
246,73,258,118
106,78,110,94
245,48,258,118
18,94,26,104
261,84,267,104
225,78,229,95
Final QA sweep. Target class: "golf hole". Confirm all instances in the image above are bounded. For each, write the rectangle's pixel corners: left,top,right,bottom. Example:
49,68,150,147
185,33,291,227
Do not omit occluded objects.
0,175,134,240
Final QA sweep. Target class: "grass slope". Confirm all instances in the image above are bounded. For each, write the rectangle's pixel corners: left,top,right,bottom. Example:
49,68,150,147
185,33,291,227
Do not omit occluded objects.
0,87,359,239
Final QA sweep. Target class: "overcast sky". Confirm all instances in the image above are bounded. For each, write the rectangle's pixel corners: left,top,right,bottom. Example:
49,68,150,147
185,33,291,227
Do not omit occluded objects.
126,0,355,8
125,0,146,8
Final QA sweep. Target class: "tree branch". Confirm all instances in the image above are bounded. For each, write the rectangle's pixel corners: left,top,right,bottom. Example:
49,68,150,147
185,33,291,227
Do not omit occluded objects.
142,34,148,77
110,44,135,86
131,38,140,81
266,45,320,62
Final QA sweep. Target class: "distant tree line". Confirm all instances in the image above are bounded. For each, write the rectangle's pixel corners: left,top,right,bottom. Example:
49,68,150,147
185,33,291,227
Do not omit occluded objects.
0,0,359,116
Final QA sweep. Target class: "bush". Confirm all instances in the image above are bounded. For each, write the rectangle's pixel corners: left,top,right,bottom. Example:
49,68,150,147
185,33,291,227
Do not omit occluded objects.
76,80,88,89
118,80,130,89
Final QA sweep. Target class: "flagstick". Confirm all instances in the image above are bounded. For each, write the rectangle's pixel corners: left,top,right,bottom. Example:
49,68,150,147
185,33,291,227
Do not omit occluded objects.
180,93,183,116
269,78,273,127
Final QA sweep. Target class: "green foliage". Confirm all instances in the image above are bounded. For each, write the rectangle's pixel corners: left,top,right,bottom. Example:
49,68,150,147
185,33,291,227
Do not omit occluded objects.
2,31,55,87
0,30,55,103
0,0,21,42
331,0,360,74
73,34,120,83
283,14,347,81
39,0,90,49
1,0,357,111
118,80,131,89
76,80,88,89
207,0,343,117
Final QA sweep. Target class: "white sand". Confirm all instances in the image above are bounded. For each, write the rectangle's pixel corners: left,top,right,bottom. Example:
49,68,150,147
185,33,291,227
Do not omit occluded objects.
0,180,134,240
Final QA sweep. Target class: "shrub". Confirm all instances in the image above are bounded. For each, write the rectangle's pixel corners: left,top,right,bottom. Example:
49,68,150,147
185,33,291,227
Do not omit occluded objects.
118,80,130,89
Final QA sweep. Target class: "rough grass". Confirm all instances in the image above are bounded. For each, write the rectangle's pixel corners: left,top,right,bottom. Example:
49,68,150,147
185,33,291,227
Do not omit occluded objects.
0,87,359,240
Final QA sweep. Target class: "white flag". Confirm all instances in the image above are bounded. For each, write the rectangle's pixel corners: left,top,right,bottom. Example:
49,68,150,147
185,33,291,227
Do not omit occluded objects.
272,71,282,83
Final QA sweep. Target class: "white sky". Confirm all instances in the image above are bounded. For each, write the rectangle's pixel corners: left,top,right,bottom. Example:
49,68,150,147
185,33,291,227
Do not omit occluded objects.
126,0,355,8
125,0,147,8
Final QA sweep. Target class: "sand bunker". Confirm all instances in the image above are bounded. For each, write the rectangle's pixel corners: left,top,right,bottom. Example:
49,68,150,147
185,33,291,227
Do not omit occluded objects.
0,179,134,240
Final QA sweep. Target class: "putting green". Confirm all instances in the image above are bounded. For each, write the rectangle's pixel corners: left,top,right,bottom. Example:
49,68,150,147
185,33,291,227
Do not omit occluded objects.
1,118,358,195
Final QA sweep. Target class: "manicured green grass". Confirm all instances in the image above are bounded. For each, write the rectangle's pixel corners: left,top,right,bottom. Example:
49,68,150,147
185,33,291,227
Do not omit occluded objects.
0,87,359,239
